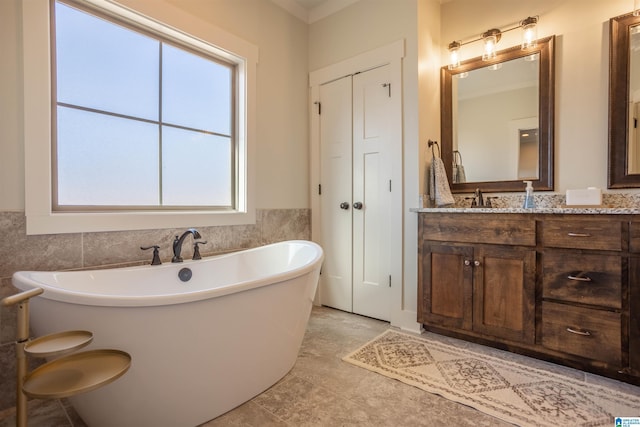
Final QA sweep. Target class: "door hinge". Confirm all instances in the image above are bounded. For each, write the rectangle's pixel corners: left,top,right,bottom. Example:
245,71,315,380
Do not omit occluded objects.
382,83,391,97
318,184,322,195
314,101,321,115
389,275,391,287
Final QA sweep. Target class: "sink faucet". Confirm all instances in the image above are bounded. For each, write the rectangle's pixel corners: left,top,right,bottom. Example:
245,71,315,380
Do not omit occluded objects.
466,188,496,208
474,188,484,207
172,228,202,263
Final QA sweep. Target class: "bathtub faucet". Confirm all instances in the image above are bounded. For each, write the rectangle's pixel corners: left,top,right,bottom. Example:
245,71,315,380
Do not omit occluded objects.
172,228,202,263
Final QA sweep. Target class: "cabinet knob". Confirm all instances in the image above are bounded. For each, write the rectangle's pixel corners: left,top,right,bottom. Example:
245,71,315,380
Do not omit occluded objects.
464,259,471,266
474,260,481,267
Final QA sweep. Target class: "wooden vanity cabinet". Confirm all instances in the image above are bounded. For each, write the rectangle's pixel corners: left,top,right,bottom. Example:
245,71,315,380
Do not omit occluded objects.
418,212,639,384
418,213,536,344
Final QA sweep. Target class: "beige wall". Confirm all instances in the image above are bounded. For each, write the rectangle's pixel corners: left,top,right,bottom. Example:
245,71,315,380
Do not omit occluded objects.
0,0,23,211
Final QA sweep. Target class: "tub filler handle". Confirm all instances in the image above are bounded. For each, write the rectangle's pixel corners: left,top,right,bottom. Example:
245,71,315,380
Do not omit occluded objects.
140,245,162,265
193,241,208,260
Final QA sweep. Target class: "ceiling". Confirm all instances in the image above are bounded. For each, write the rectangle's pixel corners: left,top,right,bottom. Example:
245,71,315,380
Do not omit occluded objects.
270,0,359,24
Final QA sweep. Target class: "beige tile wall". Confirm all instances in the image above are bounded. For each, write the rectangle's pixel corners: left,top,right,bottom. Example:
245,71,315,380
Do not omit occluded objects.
0,208,310,412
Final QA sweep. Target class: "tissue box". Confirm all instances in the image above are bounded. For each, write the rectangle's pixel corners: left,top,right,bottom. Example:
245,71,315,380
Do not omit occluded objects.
566,187,602,206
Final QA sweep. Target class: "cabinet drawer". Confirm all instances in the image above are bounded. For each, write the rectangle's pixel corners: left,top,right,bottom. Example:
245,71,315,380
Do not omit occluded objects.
540,219,622,251
541,251,622,309
541,302,621,366
423,215,535,246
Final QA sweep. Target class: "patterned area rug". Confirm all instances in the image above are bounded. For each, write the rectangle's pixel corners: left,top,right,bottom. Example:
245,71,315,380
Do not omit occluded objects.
343,330,640,427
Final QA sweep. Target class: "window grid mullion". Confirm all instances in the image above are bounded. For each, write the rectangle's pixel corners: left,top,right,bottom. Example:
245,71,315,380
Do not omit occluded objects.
158,41,164,206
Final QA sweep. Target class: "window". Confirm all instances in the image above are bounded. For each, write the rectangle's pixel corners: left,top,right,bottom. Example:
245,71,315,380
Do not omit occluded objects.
23,0,257,234
54,1,235,210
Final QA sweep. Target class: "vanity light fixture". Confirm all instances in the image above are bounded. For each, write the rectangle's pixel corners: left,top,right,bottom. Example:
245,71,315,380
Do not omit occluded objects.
447,16,540,69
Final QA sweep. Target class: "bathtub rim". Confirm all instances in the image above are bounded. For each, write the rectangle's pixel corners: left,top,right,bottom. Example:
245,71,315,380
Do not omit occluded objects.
12,240,323,308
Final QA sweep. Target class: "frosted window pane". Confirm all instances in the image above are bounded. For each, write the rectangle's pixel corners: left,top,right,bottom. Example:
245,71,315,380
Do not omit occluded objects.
55,2,159,120
162,44,232,134
57,107,159,206
162,127,232,206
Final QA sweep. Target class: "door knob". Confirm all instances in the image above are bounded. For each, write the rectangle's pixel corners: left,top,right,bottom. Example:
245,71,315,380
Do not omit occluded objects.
340,202,350,210
353,202,363,210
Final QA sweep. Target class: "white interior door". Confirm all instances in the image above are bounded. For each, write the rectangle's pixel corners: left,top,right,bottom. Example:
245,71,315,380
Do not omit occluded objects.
318,66,394,322
352,65,392,321
319,76,353,312
310,40,404,327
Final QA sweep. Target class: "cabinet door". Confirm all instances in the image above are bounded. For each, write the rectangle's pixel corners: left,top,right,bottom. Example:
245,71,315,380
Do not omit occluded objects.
472,246,536,343
631,257,640,375
419,242,473,330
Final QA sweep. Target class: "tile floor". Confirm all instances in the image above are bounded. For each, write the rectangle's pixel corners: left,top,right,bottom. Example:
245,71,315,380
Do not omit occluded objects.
1,306,638,426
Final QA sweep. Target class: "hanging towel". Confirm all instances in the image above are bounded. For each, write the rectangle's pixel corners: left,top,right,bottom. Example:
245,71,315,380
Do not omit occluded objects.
428,141,455,207
452,150,466,184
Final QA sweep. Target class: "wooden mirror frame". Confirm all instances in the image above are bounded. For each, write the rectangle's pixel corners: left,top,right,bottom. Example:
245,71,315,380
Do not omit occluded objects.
441,35,555,193
609,13,640,188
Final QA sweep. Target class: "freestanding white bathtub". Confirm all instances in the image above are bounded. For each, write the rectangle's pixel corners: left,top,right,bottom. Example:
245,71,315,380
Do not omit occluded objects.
12,240,323,427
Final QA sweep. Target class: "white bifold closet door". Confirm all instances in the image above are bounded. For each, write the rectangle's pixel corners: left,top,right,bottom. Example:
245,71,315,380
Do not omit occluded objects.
319,64,394,322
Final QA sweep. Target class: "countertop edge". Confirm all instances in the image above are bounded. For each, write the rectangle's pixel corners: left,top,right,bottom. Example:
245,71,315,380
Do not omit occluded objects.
410,207,640,214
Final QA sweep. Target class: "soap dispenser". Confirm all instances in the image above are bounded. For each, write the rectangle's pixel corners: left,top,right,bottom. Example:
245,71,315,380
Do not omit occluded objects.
523,181,535,209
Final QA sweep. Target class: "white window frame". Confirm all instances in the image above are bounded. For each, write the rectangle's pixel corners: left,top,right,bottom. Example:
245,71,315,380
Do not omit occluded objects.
22,0,258,234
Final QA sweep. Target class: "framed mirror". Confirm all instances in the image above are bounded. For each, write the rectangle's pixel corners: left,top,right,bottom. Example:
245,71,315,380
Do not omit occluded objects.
609,13,640,188
441,35,555,193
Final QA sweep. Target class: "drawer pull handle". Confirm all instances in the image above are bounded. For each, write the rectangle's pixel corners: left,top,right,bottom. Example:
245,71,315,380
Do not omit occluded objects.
567,274,592,282
567,232,591,237
566,327,591,336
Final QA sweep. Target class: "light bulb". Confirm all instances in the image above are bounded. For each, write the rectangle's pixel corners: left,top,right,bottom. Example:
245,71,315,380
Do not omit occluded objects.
448,41,461,70
482,29,500,61
521,17,538,50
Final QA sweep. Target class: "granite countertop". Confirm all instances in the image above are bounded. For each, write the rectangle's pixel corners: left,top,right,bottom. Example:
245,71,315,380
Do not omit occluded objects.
412,193,640,214
410,207,640,214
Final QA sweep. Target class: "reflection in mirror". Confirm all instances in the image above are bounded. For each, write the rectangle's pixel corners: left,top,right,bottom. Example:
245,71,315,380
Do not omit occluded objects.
442,36,555,193
518,127,539,179
454,55,539,182
609,13,640,187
